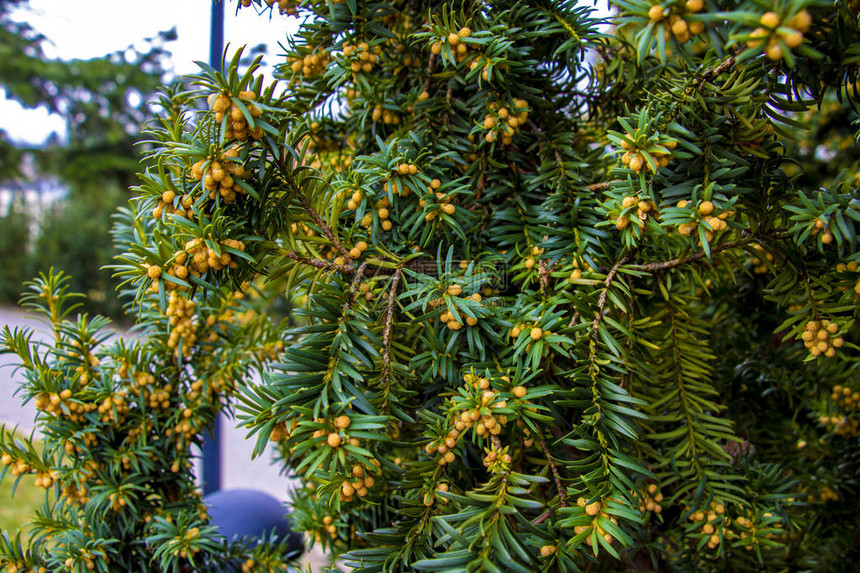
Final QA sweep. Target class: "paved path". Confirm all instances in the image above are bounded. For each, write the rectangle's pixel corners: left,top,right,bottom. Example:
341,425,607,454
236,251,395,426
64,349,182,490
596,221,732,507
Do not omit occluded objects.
0,306,327,568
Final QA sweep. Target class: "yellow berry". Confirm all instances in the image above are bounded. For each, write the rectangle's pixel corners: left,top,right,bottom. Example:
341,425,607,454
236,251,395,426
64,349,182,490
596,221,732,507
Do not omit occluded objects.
760,11,780,29
648,5,665,21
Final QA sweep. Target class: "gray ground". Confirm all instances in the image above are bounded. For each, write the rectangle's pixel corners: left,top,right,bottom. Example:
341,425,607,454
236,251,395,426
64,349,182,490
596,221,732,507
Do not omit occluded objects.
0,305,328,570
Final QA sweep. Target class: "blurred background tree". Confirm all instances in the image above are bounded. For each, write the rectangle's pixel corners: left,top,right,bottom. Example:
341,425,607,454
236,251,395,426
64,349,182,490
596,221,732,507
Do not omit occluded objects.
0,0,173,316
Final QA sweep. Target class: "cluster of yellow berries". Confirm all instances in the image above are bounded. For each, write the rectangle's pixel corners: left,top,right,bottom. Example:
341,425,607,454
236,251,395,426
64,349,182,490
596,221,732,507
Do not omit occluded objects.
353,281,376,302
434,285,483,330
185,237,246,276
419,179,458,221
639,483,664,513
481,444,513,472
747,9,811,61
33,469,58,489
268,419,297,442
107,490,131,512
573,497,619,547
34,389,96,423
346,188,364,211
152,189,195,222
312,414,359,448
648,0,706,43
819,412,859,437
430,27,472,63
64,431,97,456
348,240,369,260
395,161,419,178
800,319,843,358
687,501,729,550
209,90,264,141
425,375,508,464
371,104,400,125
539,544,558,558
66,339,99,386
567,258,595,282
320,515,338,540
468,57,505,82
375,196,394,230
463,376,508,439
131,372,173,409
483,99,529,145
830,384,860,411
616,197,657,231
620,138,677,173
339,461,379,503
288,50,330,77
191,146,252,205
1,453,30,479
675,200,733,241
168,410,202,458
290,221,317,238
97,391,129,424
818,486,839,502
64,550,108,572
509,323,552,343
750,243,774,274
343,41,381,74
835,261,860,297
166,291,197,354
4,562,47,573
423,482,451,506
244,0,298,15
522,245,543,270
809,218,835,245
167,527,202,560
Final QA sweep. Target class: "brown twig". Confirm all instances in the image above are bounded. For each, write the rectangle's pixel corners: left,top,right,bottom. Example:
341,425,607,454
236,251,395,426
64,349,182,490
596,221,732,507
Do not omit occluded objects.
285,251,353,274
696,53,737,91
533,510,551,525
443,85,453,127
297,194,353,262
585,180,621,192
340,261,369,315
539,436,567,508
381,269,402,380
422,52,436,94
590,255,631,339
636,231,788,273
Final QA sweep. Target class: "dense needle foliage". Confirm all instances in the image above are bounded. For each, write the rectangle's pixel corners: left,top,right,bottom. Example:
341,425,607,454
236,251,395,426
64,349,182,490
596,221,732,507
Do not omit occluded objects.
3,0,860,571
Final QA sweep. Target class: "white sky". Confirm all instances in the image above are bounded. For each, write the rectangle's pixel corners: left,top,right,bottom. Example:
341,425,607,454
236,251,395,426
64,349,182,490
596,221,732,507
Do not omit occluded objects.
1,0,299,145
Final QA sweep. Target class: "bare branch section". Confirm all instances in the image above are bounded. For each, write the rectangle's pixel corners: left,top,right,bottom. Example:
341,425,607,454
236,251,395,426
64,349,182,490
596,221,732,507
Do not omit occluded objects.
381,269,402,379
540,436,568,508
422,52,436,93
697,53,737,91
637,230,789,273
297,194,353,262
591,255,631,338
585,180,621,192
285,251,353,274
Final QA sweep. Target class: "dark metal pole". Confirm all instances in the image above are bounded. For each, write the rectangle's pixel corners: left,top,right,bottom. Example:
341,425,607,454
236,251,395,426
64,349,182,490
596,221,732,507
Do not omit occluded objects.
202,0,224,497
209,0,225,73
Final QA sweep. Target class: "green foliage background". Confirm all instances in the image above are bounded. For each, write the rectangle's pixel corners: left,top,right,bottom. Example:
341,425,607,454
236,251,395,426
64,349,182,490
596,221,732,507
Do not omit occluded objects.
0,0,172,316
3,0,860,572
